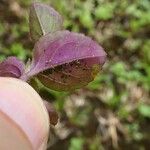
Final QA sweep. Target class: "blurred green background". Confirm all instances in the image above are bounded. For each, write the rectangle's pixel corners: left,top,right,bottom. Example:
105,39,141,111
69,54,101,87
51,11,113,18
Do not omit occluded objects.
0,0,150,149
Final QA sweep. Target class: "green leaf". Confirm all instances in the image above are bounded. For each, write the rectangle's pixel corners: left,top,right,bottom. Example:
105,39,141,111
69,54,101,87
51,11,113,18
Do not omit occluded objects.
95,3,116,20
142,40,150,63
138,104,150,118
69,137,84,150
10,43,27,60
29,2,63,42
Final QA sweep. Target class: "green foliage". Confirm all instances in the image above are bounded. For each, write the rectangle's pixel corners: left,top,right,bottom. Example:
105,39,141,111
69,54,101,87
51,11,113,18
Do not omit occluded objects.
142,40,150,63
127,123,144,141
69,137,84,150
10,43,27,60
87,74,108,90
138,104,150,118
95,2,116,20
70,106,92,127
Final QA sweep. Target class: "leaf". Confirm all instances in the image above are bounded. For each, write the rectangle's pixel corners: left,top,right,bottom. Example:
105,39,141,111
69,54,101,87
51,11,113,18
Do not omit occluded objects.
0,57,25,78
69,137,85,150
95,3,116,20
29,2,63,42
138,104,150,118
27,31,107,91
31,31,106,75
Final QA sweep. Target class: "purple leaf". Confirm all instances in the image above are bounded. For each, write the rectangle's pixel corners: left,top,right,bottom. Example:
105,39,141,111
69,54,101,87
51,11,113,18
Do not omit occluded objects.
29,2,63,42
0,57,25,78
27,31,107,91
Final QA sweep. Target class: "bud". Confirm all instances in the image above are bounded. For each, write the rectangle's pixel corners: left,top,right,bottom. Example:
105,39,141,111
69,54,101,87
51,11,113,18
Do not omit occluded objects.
0,57,25,78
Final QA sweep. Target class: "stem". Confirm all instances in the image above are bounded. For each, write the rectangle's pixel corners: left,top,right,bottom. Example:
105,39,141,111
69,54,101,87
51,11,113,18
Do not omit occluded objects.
20,73,31,82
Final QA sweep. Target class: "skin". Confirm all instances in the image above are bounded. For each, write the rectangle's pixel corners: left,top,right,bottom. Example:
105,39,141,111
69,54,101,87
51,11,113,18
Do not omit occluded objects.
0,77,50,150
